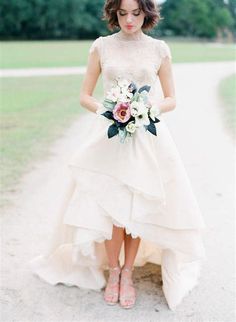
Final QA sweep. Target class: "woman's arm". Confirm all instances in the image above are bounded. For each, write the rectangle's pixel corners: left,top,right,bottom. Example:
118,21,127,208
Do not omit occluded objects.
157,56,176,114
79,46,102,114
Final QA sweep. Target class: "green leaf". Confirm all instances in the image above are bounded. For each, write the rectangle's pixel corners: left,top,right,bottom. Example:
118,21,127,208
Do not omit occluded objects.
153,117,160,124
108,123,119,138
101,111,114,120
139,92,148,103
146,122,157,136
118,128,127,143
138,85,151,93
131,92,139,102
103,99,116,110
128,82,138,94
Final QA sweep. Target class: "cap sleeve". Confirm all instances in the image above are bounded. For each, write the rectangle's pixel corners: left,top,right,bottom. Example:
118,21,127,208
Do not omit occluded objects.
159,40,172,62
89,36,102,55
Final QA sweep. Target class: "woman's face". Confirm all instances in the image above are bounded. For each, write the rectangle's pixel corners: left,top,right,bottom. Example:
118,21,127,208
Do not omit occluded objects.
117,0,145,34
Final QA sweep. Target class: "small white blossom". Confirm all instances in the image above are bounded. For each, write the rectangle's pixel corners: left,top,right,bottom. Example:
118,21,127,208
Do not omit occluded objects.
117,78,130,88
126,122,136,133
117,94,128,103
134,104,150,127
135,114,150,127
106,86,121,102
121,87,133,100
130,108,138,117
130,101,143,113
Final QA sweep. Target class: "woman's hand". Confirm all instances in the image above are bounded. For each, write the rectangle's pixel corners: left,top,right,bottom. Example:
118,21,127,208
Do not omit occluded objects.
95,102,106,116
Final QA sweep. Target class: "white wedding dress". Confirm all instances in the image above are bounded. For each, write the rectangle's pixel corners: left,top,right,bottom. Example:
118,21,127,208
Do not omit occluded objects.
29,30,207,311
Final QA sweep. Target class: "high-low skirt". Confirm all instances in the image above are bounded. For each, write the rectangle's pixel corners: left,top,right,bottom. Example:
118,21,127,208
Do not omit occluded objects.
28,111,207,311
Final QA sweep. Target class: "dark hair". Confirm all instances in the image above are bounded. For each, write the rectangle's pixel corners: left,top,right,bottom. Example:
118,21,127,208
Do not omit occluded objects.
102,0,162,31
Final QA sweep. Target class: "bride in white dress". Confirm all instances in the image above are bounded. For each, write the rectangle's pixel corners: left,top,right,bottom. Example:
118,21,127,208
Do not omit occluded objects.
29,0,207,311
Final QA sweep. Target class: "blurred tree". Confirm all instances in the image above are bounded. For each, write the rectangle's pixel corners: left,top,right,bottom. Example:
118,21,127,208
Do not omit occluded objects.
0,0,235,39
158,0,235,38
0,0,108,39
227,0,236,36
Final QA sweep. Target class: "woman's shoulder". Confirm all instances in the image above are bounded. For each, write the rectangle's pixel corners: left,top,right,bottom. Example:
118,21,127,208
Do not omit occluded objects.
149,36,170,48
88,34,114,54
151,37,172,61
91,33,115,43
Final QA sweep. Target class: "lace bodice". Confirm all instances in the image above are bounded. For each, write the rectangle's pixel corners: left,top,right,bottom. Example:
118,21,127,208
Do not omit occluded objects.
89,30,172,101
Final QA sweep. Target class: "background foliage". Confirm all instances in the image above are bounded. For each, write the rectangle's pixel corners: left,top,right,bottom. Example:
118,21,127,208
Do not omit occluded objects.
0,0,235,40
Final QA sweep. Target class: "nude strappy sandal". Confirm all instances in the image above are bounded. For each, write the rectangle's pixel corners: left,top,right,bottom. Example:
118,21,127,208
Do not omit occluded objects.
119,266,136,309
104,264,121,305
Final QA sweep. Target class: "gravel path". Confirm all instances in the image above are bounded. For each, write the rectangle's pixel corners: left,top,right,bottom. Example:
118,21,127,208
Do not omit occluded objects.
0,67,86,78
1,61,235,322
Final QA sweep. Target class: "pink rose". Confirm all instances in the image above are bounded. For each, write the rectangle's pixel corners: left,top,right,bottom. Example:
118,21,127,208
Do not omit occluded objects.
113,102,131,123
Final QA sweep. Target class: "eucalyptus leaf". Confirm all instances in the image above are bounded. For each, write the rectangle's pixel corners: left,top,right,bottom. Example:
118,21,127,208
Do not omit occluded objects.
131,92,139,102
139,93,148,103
118,128,127,143
103,99,116,110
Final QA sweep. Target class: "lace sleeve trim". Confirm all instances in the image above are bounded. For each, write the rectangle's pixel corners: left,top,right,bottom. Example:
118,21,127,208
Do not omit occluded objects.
89,37,101,54
89,36,104,66
159,40,172,61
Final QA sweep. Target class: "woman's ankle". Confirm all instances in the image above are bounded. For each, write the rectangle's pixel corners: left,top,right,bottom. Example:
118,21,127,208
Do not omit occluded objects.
122,265,134,271
108,261,121,270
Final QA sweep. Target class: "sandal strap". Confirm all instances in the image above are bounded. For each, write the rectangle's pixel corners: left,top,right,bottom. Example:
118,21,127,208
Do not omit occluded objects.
107,264,121,284
121,266,134,272
109,266,121,272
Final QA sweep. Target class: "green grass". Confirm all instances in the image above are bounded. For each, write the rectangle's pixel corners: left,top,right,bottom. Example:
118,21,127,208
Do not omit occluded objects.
0,74,103,208
0,40,92,69
218,73,236,138
168,41,235,63
0,39,235,69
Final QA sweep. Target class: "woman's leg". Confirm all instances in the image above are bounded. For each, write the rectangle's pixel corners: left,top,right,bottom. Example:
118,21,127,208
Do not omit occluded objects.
103,225,124,304
104,225,124,267
123,232,141,268
119,232,141,308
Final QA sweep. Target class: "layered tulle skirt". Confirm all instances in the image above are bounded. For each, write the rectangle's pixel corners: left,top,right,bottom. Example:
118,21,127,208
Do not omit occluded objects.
29,111,207,311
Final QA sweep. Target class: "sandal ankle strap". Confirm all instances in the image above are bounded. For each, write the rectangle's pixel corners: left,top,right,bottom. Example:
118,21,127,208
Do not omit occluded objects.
108,265,121,272
122,266,134,272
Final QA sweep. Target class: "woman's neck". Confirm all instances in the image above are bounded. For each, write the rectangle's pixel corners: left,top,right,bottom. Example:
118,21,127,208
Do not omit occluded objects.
116,28,146,41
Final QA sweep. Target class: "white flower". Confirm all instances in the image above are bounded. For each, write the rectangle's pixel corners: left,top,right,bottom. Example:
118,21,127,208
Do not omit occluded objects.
130,107,139,117
130,101,145,117
117,78,130,89
130,102,139,117
121,87,133,100
135,113,150,127
134,104,150,127
149,105,161,121
126,121,137,133
117,94,128,103
106,86,121,102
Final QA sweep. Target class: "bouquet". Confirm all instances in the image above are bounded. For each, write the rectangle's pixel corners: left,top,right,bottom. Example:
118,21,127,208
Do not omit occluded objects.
97,77,161,143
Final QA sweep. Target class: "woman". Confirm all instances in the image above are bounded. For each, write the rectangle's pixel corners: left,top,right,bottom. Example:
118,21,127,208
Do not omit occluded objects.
29,0,207,311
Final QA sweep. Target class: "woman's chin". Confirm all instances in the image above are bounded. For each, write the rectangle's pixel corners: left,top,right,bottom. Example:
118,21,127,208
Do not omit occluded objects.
122,27,138,34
